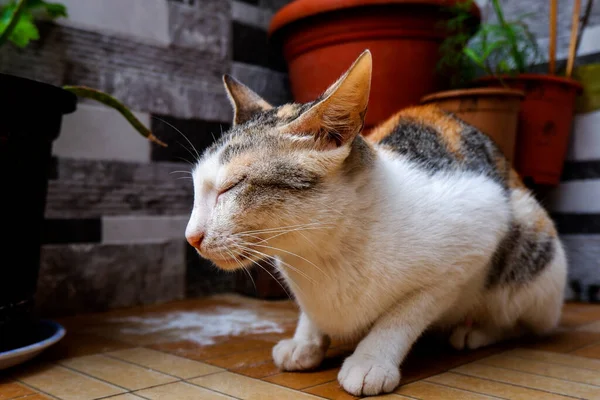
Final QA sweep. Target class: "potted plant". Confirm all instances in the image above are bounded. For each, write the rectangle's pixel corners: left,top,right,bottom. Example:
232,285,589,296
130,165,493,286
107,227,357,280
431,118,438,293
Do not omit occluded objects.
470,0,583,186
268,0,481,133
420,0,525,163
0,0,164,358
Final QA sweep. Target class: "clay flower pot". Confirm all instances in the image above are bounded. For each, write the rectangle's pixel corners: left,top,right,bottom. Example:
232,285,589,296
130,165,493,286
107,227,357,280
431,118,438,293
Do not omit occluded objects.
478,74,583,186
269,0,480,132
421,88,524,162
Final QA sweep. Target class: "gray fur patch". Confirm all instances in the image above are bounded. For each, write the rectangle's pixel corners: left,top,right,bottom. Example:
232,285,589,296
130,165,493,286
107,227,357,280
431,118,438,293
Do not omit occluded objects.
380,122,458,173
487,222,555,287
379,115,508,191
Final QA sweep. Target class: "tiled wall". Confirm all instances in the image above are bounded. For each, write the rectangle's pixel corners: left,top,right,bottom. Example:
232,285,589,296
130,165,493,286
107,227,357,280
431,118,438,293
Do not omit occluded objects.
1,0,597,315
0,0,293,316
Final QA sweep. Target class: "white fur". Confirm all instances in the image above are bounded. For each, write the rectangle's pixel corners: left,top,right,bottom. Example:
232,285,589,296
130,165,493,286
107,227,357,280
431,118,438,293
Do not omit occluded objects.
187,144,567,396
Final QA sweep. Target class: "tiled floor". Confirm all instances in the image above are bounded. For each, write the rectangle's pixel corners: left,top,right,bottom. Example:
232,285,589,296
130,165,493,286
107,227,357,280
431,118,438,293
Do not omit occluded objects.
3,294,600,399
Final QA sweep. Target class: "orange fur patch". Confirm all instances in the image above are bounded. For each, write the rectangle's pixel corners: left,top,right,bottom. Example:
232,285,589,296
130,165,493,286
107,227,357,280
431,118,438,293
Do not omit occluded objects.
534,208,558,238
508,169,526,190
366,113,402,143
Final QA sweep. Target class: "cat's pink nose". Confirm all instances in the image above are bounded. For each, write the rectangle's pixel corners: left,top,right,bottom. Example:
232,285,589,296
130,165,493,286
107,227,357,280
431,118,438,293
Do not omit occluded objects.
187,232,205,249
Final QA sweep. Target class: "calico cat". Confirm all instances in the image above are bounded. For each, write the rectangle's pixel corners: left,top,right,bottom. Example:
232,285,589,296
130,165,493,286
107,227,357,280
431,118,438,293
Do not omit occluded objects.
185,50,567,396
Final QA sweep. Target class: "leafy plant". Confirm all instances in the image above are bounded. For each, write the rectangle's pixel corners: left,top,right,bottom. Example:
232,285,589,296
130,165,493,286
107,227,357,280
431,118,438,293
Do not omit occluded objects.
0,0,66,47
0,0,166,146
436,0,479,88
438,0,542,88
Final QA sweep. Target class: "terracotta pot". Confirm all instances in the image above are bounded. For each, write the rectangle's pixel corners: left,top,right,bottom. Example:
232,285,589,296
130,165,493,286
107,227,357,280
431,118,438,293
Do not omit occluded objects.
478,74,583,186
269,0,480,132
421,88,524,162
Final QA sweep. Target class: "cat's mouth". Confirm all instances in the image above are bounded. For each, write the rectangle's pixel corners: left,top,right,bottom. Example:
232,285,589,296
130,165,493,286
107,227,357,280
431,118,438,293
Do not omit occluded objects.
204,249,256,270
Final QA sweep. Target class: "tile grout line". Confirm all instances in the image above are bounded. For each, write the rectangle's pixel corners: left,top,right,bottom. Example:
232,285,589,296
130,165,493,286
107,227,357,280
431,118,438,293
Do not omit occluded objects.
5,392,47,400
13,381,62,400
178,378,245,400
142,342,276,363
500,351,600,373
450,371,586,400
419,378,508,399
567,339,600,355
474,358,600,388
101,352,190,381
185,370,329,400
56,361,185,394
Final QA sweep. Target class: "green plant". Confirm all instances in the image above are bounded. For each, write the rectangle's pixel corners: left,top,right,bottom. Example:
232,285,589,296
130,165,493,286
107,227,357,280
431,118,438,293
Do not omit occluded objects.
439,0,542,88
0,0,166,146
437,0,479,88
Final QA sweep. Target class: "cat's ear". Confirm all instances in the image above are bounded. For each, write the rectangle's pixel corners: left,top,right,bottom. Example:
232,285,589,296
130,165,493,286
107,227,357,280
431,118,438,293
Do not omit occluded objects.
281,50,372,149
223,75,273,125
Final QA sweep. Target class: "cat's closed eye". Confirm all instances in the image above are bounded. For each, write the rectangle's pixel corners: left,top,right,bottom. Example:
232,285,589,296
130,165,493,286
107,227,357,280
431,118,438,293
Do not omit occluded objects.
217,177,246,199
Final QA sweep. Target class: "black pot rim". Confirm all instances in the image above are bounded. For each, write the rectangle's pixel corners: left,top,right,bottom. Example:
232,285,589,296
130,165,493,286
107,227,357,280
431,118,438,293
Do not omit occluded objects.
0,73,77,115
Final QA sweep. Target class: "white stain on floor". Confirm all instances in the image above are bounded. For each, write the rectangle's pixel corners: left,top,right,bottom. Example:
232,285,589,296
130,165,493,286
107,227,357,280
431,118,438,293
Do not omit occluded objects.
103,306,285,345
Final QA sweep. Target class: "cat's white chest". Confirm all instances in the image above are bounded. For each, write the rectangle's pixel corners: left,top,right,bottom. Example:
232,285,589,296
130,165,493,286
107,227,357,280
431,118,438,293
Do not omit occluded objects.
277,257,389,339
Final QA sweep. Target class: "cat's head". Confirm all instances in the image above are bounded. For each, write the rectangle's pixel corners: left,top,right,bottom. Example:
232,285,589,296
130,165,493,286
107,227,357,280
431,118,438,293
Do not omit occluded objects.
185,50,373,270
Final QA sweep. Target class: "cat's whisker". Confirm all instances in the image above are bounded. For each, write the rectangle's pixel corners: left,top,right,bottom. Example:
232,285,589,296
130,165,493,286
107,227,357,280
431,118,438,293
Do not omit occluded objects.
230,244,294,299
225,247,257,293
176,156,195,167
251,242,329,280
235,222,333,236
235,223,325,235
153,116,201,160
170,171,193,175
233,243,314,284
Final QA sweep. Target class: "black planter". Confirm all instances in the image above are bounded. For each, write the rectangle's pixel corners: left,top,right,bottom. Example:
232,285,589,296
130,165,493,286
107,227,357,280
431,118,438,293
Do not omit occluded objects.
0,73,76,351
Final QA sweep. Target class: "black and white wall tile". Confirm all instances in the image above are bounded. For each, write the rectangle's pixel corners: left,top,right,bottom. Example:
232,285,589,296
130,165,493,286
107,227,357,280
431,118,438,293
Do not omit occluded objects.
0,0,293,316
549,113,600,303
3,0,599,315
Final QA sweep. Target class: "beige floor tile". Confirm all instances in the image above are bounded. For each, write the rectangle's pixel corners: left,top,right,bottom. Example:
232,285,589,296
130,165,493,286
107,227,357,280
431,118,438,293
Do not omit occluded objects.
427,372,573,400
150,338,273,361
453,362,600,399
233,360,281,379
204,348,274,370
15,363,124,400
40,333,132,362
577,321,600,333
108,347,223,379
137,381,236,399
0,381,36,399
264,368,338,390
104,395,147,400
395,381,497,399
303,381,359,400
60,354,177,390
522,330,600,353
479,354,600,386
572,343,600,359
506,348,600,371
190,371,322,399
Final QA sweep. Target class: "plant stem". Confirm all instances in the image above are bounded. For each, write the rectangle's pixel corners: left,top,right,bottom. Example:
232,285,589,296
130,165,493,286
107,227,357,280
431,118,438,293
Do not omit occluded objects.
491,0,525,72
0,0,28,47
574,0,594,58
62,85,167,147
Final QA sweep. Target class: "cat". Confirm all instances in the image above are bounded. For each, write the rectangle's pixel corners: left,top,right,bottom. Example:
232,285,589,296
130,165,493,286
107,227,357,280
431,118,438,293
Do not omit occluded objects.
185,50,567,396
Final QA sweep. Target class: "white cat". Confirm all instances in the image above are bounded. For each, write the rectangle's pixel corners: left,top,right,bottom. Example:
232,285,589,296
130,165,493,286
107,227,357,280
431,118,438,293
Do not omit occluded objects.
185,50,567,396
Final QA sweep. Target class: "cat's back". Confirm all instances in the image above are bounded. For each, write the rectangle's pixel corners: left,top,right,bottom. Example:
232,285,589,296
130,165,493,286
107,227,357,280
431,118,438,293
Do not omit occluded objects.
366,104,516,190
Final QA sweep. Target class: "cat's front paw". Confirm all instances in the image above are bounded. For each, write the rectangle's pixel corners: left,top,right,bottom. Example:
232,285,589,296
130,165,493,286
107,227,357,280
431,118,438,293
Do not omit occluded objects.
272,339,326,371
338,354,400,396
